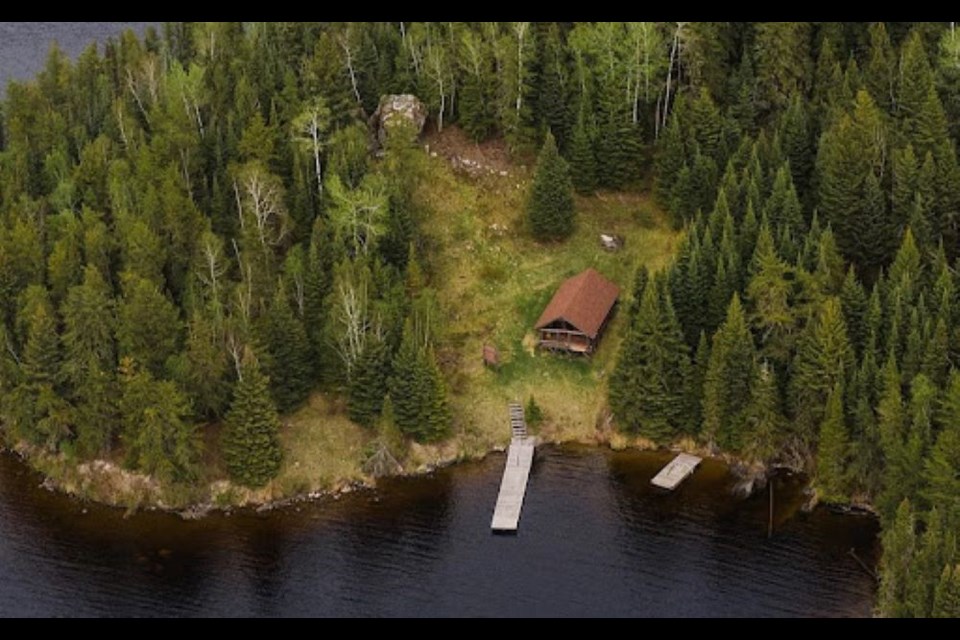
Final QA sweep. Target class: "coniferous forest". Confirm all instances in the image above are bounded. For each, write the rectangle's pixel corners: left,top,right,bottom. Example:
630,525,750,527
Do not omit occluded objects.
1,22,960,616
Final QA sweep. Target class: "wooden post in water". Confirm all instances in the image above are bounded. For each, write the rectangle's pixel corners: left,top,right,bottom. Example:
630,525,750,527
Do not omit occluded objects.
768,477,774,538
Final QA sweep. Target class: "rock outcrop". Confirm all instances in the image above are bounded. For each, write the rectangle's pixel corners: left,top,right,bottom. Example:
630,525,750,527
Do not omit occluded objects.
370,94,427,146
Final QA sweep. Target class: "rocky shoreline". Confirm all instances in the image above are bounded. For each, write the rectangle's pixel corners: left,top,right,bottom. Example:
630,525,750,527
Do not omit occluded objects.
3,430,878,522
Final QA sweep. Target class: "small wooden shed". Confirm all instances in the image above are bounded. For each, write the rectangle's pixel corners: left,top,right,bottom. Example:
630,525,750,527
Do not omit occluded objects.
534,268,620,355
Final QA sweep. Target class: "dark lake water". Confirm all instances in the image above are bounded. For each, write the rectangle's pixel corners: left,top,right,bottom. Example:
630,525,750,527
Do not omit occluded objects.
0,445,879,617
0,22,154,95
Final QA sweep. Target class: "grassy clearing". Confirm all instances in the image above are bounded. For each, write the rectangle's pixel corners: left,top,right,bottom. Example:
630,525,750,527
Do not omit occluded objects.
413,131,682,451
276,393,371,493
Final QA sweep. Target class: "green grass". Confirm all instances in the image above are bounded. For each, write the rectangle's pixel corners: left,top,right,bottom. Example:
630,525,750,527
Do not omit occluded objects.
415,146,682,449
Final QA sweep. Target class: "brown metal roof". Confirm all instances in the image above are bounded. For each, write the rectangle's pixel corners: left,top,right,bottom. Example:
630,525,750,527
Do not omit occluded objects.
534,268,620,339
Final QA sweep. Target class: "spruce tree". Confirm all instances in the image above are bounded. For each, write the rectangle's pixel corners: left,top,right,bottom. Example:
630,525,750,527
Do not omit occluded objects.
61,264,118,457
703,294,756,450
741,360,784,464
567,112,597,194
119,358,198,483
878,498,917,618
347,335,390,428
898,30,936,142
863,22,896,114
594,78,642,188
116,273,182,379
258,285,314,412
817,382,850,503
655,113,686,211
905,507,950,618
924,371,960,528
527,130,575,241
388,319,450,443
892,145,920,227
779,93,813,201
790,297,855,445
933,565,960,617
840,267,868,357
881,373,935,526
816,89,890,267
536,23,573,149
608,283,675,441
223,354,283,488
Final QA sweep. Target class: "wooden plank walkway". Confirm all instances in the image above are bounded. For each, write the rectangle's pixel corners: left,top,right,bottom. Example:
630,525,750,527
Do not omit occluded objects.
492,403,536,532
651,453,702,490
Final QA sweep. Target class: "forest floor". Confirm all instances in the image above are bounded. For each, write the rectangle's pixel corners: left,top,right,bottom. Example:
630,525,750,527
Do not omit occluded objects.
268,126,684,506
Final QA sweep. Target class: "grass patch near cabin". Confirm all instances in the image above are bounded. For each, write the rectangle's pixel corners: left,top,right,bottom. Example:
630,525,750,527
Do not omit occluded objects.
414,130,682,450
277,128,682,491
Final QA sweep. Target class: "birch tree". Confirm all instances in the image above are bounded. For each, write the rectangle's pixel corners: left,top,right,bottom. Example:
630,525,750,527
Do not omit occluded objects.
290,96,331,198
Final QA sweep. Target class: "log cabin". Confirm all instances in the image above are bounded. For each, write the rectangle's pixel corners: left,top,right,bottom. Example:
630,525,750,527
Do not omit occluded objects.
534,268,620,355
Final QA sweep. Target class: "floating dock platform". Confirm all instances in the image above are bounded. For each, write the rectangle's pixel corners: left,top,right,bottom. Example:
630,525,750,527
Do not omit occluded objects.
651,453,702,490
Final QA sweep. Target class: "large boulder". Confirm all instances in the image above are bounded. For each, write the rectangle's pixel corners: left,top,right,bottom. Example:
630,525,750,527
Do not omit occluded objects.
370,94,427,146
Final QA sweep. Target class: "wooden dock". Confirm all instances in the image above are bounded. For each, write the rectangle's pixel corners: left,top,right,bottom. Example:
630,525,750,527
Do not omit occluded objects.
491,403,536,532
651,453,702,490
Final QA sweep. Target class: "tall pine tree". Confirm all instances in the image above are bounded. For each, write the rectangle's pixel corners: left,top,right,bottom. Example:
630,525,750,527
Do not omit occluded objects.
527,130,575,241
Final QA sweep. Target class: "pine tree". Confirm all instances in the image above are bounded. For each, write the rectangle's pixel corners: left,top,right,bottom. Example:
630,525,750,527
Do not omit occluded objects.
61,264,118,457
388,319,450,443
924,370,960,529
932,564,960,617
754,22,812,117
304,215,338,384
816,89,891,267
594,76,642,188
881,372,936,526
626,264,650,324
223,354,283,488
898,30,936,142
790,297,855,444
840,267,868,357
179,310,230,420
703,294,756,450
863,22,896,114
889,227,923,305
567,112,597,194
9,294,67,450
812,36,841,129
609,283,681,441
118,358,198,483
779,92,813,201
690,87,724,164
658,285,695,433
741,360,784,464
892,145,920,227
347,335,390,428
745,224,796,368
906,506,949,618
116,273,182,379
655,112,686,211
458,30,497,142
258,284,314,412
527,130,575,241
765,163,804,234
536,23,573,150
817,382,849,503
814,226,846,296
878,498,917,618
20,294,60,389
